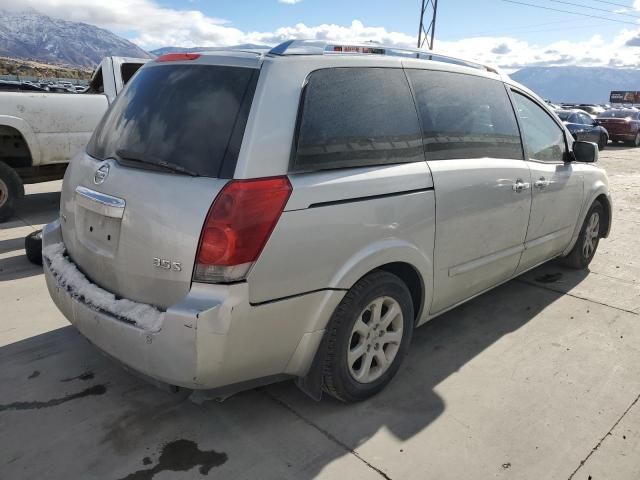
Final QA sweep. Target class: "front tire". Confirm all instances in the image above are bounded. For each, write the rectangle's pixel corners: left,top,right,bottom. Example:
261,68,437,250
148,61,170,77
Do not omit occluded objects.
628,132,640,148
559,201,603,269
598,133,607,151
0,161,25,223
322,270,414,402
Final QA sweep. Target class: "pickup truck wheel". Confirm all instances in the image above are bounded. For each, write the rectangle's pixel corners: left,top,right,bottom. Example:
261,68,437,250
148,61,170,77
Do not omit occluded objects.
322,270,414,402
0,161,25,222
629,132,640,147
25,229,43,266
559,201,603,269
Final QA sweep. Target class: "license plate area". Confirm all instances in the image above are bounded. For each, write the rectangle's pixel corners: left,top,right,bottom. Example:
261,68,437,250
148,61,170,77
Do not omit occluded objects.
75,207,122,257
74,186,125,258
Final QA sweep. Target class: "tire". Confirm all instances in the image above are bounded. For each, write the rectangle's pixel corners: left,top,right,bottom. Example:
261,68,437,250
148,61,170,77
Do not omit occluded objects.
25,229,43,266
598,133,607,151
628,132,640,148
322,270,414,402
0,161,25,223
559,201,603,269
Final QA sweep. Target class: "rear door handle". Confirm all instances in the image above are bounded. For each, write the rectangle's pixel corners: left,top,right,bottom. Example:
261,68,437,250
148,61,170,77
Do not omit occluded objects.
512,179,531,193
534,177,550,189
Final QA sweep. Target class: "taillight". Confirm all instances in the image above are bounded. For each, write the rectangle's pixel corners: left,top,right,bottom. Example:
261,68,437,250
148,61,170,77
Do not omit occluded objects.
193,177,292,283
156,53,201,62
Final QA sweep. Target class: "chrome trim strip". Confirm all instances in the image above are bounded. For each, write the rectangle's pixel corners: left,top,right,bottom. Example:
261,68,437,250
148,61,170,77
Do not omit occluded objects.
75,186,126,219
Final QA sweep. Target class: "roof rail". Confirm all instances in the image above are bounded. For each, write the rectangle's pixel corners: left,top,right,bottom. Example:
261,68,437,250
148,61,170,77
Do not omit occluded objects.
267,40,501,75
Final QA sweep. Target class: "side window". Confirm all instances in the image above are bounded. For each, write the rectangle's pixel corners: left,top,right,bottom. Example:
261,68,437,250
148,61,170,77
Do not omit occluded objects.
569,114,579,124
406,69,523,161
578,113,593,125
512,92,567,163
293,68,423,172
121,63,143,85
87,66,104,94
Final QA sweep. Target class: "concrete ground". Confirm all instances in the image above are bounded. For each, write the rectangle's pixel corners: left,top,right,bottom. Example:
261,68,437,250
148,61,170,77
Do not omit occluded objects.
1,145,639,480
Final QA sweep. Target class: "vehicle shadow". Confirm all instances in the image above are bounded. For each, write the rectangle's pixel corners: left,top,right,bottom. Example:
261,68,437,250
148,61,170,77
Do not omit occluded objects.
0,266,592,479
13,190,61,226
606,142,637,151
0,235,42,282
0,190,58,280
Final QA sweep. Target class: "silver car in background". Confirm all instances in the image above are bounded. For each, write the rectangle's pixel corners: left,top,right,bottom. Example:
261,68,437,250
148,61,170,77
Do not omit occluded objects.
43,41,612,402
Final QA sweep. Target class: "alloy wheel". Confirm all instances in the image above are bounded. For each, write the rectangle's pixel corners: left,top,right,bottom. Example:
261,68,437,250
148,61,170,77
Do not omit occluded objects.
0,178,8,208
582,211,600,259
347,296,404,383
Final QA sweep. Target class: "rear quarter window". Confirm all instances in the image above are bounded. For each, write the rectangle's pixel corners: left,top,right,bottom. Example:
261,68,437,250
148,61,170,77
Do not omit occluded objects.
292,67,424,172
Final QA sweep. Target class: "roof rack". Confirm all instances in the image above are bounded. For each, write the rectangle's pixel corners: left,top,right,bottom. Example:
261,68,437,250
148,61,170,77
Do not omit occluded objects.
268,40,501,75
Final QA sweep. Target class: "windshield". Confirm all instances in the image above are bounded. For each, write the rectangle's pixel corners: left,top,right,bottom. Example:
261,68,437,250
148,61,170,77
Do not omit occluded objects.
87,63,258,178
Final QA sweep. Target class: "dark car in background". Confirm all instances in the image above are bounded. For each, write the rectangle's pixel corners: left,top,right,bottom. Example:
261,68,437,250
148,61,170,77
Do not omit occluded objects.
597,110,640,147
556,109,609,150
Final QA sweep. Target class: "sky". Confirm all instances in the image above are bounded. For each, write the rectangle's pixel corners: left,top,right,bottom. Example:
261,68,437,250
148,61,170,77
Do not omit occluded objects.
4,0,640,69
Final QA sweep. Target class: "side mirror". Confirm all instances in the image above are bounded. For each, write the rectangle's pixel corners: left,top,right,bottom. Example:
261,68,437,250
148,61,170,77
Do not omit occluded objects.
571,141,598,163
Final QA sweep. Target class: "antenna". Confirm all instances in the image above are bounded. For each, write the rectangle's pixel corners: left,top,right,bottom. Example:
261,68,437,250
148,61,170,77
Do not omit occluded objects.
418,0,439,50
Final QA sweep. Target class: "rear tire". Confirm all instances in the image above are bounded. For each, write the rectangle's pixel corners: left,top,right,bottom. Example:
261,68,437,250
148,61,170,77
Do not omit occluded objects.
25,229,43,266
322,270,414,402
0,161,24,223
559,201,603,269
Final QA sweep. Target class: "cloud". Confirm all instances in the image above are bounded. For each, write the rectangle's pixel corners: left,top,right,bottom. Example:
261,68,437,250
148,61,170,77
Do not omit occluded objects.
2,0,640,68
279,0,303,4
491,43,511,55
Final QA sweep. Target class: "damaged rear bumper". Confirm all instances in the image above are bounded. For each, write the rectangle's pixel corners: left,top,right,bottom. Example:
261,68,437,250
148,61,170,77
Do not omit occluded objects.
42,219,343,390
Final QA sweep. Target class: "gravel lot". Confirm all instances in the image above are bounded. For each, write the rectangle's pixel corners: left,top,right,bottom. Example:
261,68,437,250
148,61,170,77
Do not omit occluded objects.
1,145,639,480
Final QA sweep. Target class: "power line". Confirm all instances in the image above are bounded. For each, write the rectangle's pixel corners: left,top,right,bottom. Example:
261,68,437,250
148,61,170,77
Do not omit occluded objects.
551,0,640,19
586,0,637,9
500,0,640,25
467,21,623,36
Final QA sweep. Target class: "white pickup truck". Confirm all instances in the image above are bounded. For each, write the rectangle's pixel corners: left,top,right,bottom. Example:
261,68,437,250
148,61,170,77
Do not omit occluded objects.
0,56,148,221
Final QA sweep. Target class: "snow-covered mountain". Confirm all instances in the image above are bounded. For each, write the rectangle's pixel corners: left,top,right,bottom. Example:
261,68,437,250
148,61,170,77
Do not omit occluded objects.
0,9,150,68
511,66,640,104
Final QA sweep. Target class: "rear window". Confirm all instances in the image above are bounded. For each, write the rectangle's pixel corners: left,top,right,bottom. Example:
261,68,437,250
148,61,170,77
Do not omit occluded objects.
407,70,523,161
87,64,258,178
293,67,424,172
556,111,571,121
599,110,635,118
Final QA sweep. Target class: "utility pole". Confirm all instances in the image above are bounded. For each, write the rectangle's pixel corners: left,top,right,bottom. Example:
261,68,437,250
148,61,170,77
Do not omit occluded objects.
417,0,438,50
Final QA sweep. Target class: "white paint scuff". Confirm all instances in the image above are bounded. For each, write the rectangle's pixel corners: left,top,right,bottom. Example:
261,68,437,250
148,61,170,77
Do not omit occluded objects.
43,242,164,332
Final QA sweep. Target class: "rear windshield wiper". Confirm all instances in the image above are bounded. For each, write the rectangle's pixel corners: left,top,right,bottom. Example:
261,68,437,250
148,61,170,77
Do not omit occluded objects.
115,149,200,177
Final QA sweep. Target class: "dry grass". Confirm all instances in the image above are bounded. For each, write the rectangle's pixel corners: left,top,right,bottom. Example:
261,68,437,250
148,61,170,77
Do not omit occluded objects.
0,56,92,80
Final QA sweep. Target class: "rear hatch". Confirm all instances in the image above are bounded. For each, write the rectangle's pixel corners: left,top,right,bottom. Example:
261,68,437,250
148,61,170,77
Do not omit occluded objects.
597,112,634,135
59,56,259,309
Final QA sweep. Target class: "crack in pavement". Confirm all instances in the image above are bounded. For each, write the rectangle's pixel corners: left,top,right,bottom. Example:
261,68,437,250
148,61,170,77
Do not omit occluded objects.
567,392,640,479
517,278,639,316
262,390,393,480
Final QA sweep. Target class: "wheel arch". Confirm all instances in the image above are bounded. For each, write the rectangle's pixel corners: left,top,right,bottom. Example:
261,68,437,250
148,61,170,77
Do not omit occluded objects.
0,116,40,167
328,239,433,324
563,184,612,256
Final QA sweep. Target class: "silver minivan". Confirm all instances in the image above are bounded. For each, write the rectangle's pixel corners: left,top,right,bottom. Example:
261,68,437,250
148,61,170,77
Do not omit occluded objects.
43,41,612,402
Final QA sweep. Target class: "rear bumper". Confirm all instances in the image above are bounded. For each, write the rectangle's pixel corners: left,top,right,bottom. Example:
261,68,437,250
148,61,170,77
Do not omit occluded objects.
42,220,344,390
608,131,636,141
